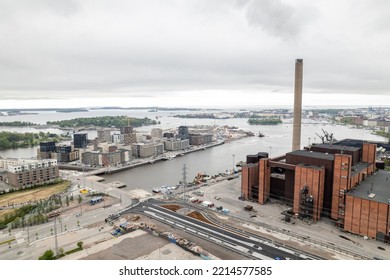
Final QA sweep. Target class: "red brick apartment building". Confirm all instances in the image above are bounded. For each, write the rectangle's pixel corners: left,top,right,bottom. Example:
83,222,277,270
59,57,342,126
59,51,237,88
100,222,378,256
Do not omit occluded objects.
6,159,59,188
241,141,390,242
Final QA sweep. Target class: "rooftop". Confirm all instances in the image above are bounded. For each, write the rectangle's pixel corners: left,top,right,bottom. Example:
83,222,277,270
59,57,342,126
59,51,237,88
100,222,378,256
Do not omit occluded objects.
311,143,361,152
351,162,371,177
296,163,324,170
335,138,390,150
287,150,335,161
347,170,390,204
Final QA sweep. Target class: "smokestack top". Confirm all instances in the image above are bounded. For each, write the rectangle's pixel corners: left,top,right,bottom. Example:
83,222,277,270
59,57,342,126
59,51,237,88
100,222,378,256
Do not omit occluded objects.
296,58,303,63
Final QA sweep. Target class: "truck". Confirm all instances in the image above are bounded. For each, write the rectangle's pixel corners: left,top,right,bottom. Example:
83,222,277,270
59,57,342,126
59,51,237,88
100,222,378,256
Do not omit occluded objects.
47,211,60,218
189,197,199,203
201,201,214,208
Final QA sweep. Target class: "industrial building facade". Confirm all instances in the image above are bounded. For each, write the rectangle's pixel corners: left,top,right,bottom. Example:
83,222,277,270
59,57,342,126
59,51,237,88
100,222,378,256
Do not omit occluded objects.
241,141,390,241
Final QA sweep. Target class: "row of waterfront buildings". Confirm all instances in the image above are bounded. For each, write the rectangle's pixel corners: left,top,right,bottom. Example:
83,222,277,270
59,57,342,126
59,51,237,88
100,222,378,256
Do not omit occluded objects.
0,125,215,188
241,139,390,243
37,125,213,167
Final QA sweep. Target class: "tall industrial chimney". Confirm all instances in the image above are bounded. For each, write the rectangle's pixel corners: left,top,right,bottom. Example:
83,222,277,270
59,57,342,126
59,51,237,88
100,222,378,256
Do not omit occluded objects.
292,59,303,151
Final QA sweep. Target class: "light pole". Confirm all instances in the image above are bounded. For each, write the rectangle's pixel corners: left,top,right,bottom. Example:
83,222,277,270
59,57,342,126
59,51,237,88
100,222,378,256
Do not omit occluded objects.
232,154,235,173
54,215,59,257
79,202,82,216
158,243,161,260
59,217,63,233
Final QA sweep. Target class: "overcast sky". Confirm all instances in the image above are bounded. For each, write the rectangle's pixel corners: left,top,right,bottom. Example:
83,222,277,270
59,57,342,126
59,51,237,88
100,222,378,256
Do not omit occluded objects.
0,0,389,109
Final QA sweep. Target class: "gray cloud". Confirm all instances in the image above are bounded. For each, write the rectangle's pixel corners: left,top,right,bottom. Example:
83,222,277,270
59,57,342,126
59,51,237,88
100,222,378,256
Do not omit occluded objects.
0,0,389,106
242,0,317,39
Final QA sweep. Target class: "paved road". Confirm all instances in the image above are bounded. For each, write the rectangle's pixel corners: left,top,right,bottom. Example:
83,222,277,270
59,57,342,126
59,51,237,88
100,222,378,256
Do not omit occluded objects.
0,203,122,260
124,199,321,260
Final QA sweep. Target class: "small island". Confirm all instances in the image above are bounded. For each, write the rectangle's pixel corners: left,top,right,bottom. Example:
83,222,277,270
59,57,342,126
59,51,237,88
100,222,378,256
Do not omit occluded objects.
248,117,282,125
0,121,38,127
47,116,158,128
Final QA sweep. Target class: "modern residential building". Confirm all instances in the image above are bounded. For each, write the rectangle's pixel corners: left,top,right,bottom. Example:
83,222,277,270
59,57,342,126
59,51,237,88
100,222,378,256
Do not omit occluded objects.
177,126,189,140
131,143,164,158
189,134,213,146
97,129,112,143
120,126,133,135
82,148,131,167
164,139,190,151
38,143,79,163
73,133,88,149
55,144,80,162
37,141,57,160
0,158,20,169
39,141,56,153
111,133,125,144
151,128,163,139
163,132,175,139
6,159,59,188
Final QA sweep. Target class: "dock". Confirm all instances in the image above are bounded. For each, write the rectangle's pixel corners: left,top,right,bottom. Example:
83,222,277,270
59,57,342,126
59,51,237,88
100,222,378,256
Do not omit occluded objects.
107,181,127,188
86,175,105,182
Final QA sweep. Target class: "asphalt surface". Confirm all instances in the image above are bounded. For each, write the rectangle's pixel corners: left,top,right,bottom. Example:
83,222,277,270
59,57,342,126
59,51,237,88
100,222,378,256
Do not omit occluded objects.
125,199,320,260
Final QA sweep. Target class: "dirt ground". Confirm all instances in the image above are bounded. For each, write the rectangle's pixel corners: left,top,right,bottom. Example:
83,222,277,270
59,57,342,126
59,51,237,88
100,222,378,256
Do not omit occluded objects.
0,181,71,220
0,181,70,207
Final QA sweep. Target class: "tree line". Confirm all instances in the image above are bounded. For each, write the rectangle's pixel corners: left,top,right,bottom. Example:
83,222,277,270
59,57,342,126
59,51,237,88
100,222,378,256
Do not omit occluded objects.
47,115,157,128
0,131,65,150
248,117,282,125
0,121,38,127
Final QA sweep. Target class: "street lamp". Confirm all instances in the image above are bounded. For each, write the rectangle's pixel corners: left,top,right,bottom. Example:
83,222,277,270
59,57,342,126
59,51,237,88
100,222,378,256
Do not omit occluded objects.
232,154,235,173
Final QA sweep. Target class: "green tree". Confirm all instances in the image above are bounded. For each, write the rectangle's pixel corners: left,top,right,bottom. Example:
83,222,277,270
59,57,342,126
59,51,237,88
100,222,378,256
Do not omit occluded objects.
77,241,83,249
38,250,55,260
0,137,11,149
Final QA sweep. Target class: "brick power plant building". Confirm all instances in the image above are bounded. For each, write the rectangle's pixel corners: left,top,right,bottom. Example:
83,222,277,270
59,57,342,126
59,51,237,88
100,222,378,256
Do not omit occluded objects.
241,140,390,242
242,59,390,242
